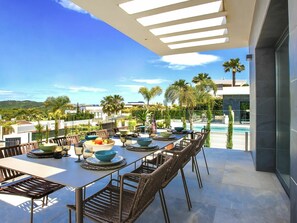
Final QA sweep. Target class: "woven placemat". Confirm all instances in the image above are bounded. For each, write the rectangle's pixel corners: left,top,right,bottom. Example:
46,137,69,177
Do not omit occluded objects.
27,152,54,159
153,136,176,141
81,159,127,171
126,145,159,152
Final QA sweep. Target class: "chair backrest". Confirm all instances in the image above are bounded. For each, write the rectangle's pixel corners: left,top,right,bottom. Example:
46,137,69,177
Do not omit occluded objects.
50,135,79,146
96,129,109,139
127,156,174,221
0,142,38,182
50,136,67,146
162,137,202,186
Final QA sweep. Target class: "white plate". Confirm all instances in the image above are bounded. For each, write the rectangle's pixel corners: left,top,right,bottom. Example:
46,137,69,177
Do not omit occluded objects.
86,156,124,166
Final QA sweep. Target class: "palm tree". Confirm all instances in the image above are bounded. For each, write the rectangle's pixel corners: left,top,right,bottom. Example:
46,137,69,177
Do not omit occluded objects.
164,79,189,108
44,96,71,113
223,58,245,86
192,73,217,94
100,96,115,116
112,95,125,115
138,86,162,106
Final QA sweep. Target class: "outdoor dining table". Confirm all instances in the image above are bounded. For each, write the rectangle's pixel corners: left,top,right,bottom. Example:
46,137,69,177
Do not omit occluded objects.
0,134,185,223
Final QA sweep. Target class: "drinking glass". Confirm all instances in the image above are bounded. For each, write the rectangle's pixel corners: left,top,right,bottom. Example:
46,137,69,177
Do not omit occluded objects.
62,140,71,157
74,145,84,162
120,135,126,147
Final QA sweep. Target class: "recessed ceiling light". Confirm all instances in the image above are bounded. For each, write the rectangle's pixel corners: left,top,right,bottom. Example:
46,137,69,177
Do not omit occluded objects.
119,0,189,14
137,1,223,26
160,28,227,43
150,16,226,36
168,37,229,49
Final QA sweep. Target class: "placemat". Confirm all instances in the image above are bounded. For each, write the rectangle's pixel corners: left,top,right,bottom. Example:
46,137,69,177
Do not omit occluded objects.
126,145,159,152
81,159,127,171
27,152,54,159
153,136,176,141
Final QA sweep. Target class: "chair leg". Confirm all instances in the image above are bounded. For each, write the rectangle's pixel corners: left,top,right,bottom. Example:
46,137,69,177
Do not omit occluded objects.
30,198,34,223
180,168,192,211
191,157,194,172
68,209,72,223
159,189,170,223
193,156,203,188
202,147,210,175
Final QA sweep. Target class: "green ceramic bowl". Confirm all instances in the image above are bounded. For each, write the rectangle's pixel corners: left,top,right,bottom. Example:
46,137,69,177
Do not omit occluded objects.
39,143,58,153
160,132,172,138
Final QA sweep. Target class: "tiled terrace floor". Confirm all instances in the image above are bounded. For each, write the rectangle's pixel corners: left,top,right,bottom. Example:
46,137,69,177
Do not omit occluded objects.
0,148,290,223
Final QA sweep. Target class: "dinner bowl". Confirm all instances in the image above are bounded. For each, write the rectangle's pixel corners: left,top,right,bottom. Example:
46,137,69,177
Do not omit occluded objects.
39,143,58,153
119,130,129,135
137,137,152,147
85,135,98,141
94,150,117,162
160,132,172,138
84,139,115,152
174,127,184,132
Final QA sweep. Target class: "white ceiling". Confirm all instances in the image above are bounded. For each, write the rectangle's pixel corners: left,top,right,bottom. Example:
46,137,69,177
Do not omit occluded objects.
71,0,256,56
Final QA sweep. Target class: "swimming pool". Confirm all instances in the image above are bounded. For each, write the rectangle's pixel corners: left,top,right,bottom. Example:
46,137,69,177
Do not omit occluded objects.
192,124,250,134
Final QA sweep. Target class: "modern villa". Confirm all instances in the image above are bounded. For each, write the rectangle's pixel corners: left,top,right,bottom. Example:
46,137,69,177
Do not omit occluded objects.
70,0,296,222
0,0,296,222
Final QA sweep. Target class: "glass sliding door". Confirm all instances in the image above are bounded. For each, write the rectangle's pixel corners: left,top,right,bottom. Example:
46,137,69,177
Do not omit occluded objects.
275,33,290,194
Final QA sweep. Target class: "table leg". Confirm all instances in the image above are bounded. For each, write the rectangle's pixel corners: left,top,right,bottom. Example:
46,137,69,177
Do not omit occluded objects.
75,187,83,223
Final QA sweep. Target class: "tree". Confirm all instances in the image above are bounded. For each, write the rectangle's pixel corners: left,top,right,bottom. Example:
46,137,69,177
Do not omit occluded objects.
226,105,234,149
192,73,217,94
205,102,212,147
112,95,125,114
223,58,245,87
44,96,71,113
100,96,114,116
49,110,66,138
165,79,189,108
100,95,125,116
138,86,162,106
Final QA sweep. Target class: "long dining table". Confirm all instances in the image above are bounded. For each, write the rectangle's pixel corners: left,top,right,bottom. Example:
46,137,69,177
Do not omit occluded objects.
0,134,185,223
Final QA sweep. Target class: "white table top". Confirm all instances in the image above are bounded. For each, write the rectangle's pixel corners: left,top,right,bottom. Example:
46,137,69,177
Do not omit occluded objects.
0,138,181,188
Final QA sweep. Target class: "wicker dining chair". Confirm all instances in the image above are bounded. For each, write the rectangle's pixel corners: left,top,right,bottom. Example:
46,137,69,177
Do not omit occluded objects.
191,128,210,176
0,143,64,223
125,138,202,223
67,155,174,223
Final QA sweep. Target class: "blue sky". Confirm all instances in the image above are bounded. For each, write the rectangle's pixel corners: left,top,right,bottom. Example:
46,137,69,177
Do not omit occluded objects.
0,0,249,105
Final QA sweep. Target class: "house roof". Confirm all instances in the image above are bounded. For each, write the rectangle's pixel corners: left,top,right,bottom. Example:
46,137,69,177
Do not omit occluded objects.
213,79,248,86
72,0,256,56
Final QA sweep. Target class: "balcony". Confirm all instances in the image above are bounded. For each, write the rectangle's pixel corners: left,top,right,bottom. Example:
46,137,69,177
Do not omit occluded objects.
0,148,289,223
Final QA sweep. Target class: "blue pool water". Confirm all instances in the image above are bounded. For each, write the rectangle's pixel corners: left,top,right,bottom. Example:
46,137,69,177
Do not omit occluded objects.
192,124,250,134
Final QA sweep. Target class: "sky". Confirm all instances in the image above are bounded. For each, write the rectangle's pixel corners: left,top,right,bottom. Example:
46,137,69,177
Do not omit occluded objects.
0,0,249,105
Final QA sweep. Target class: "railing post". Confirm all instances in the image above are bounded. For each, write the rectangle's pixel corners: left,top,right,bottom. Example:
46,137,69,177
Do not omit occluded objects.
245,132,249,152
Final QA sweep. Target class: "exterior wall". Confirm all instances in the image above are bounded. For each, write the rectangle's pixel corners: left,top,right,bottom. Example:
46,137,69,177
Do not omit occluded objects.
289,0,297,221
250,0,296,221
249,0,275,171
249,0,271,168
223,95,249,123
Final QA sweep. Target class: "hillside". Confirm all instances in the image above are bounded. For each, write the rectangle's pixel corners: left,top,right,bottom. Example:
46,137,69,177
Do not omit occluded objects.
0,100,44,109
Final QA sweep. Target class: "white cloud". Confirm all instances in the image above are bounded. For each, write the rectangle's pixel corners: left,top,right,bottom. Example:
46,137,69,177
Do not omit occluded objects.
54,85,107,93
55,0,87,14
160,52,221,70
0,90,13,95
133,79,169,84
116,85,143,93
55,0,99,20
